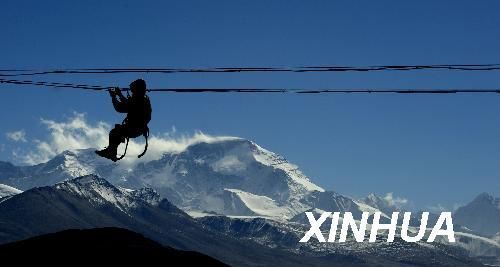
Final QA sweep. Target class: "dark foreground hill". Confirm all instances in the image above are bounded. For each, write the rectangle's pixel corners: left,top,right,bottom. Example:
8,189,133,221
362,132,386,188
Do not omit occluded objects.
0,227,227,266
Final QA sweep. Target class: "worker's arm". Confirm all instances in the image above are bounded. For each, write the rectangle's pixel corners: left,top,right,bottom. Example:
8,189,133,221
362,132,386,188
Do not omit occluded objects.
109,87,129,113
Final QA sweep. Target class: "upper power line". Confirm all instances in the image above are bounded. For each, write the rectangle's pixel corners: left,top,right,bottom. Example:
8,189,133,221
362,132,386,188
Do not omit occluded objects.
1,63,500,77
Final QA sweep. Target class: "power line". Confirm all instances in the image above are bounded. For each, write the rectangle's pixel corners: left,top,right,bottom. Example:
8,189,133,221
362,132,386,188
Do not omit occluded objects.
149,88,500,94
0,78,107,90
1,64,500,77
1,78,499,94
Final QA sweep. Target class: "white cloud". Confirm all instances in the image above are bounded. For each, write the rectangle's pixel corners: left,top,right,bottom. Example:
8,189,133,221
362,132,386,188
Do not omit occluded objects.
383,192,408,209
6,130,27,142
15,112,239,166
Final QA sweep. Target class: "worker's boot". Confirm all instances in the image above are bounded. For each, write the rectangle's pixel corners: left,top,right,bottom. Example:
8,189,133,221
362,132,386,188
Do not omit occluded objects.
95,146,118,162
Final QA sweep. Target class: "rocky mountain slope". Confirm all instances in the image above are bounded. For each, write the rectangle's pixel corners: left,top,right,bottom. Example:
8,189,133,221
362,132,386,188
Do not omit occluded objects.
454,193,500,237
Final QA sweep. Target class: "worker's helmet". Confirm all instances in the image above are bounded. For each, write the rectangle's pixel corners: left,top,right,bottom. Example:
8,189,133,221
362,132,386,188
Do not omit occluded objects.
130,79,147,96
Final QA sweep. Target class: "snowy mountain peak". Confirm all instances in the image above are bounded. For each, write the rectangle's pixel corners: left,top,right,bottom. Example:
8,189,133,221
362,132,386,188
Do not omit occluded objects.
195,139,324,193
34,149,93,180
56,175,124,203
55,175,161,213
52,149,113,178
250,142,324,193
129,138,328,218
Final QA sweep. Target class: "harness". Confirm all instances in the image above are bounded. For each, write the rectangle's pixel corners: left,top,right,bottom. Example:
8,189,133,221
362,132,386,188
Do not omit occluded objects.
116,124,149,160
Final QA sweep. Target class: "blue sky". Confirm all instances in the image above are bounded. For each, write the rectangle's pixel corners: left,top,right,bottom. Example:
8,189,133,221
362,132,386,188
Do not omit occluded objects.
1,0,500,209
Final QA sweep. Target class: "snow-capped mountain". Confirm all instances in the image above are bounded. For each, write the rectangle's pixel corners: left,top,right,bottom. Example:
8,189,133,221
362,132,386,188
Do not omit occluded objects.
121,139,325,219
0,139,370,220
454,193,500,237
0,149,117,190
0,184,22,198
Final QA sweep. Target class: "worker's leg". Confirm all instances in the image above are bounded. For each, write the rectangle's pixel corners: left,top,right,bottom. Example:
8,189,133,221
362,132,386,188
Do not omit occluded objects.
96,124,126,160
109,124,126,150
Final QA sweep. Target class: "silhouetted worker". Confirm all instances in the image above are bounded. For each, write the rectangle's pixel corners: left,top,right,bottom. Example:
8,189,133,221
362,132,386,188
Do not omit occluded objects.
96,79,152,161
